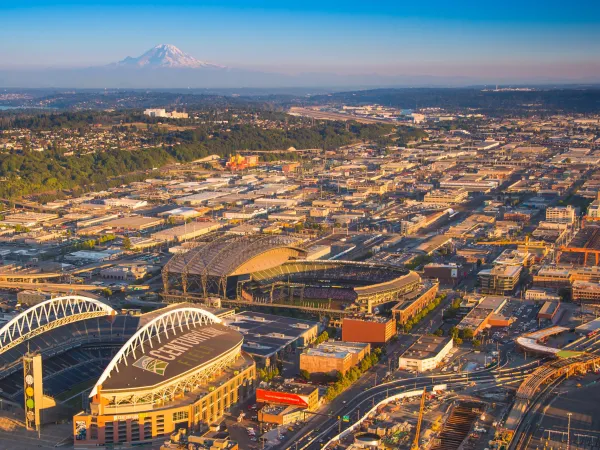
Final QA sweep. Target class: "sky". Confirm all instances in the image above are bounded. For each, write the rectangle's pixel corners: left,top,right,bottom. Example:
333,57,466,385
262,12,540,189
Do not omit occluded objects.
1,0,599,81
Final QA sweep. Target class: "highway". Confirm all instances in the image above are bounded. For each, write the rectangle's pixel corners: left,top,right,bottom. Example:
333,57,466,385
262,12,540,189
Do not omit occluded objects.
287,358,539,450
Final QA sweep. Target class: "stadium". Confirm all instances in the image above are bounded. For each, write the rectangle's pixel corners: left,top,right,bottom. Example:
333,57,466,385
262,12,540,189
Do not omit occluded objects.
241,260,420,313
162,233,421,313
0,296,256,447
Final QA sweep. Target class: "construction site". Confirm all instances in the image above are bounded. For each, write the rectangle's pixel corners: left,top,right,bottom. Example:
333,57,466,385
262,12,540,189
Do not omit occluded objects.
328,386,502,450
558,224,600,266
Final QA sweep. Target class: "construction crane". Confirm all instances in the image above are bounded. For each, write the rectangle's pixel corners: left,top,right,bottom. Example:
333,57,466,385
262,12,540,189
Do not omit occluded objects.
412,388,428,450
475,235,554,260
476,235,552,249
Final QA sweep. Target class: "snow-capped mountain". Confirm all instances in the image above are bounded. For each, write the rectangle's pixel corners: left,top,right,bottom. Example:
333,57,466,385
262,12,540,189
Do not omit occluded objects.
114,44,224,69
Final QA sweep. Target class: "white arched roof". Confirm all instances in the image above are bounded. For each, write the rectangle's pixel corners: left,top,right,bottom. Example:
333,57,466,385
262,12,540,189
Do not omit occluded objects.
0,295,115,354
90,307,221,397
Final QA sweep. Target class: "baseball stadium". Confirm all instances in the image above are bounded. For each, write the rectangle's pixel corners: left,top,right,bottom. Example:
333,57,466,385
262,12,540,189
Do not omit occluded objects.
162,233,421,313
0,296,256,447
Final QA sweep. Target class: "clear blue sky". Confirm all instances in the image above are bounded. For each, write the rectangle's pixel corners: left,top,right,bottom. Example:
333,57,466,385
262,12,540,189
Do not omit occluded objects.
1,0,599,79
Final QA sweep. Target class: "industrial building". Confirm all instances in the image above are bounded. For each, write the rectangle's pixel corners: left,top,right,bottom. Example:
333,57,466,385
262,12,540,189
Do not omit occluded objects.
103,215,164,231
152,221,222,243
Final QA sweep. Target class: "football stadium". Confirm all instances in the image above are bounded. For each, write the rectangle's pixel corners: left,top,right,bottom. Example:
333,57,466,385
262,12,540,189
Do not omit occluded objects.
162,233,421,313
0,296,256,447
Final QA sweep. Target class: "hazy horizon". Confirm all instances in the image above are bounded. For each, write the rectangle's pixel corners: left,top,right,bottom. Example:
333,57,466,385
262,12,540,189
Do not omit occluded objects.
1,0,599,85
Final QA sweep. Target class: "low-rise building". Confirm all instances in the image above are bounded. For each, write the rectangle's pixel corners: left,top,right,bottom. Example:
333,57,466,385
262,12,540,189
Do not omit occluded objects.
457,295,510,336
17,290,52,306
256,384,319,424
546,206,577,225
538,301,561,321
225,312,320,367
398,336,453,372
100,265,148,281
391,281,439,325
423,188,468,205
152,221,221,243
341,316,396,344
478,265,522,295
299,341,370,377
572,280,600,304
525,288,561,302
423,263,464,286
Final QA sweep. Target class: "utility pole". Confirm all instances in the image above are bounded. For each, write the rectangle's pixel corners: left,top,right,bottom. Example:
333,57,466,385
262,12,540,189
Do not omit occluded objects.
567,412,572,450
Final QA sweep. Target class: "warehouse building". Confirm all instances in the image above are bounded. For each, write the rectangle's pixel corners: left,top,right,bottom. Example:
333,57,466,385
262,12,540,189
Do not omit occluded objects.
152,221,222,243
103,216,164,231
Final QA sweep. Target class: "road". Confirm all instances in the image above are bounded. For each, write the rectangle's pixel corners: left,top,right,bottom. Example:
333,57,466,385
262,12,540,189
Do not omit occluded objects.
0,281,99,292
287,357,537,450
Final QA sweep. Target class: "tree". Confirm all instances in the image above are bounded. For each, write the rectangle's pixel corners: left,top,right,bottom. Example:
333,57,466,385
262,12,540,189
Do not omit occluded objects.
472,339,482,348
462,328,475,340
102,288,112,298
122,236,132,250
315,331,329,345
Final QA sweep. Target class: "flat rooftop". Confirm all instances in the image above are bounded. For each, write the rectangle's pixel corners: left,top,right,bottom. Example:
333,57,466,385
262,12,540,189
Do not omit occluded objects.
103,216,163,228
401,336,451,360
305,341,369,359
225,312,318,358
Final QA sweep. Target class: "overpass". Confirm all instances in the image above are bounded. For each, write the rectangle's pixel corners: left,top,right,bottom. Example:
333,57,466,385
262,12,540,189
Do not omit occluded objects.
0,259,145,282
504,353,600,433
0,281,100,292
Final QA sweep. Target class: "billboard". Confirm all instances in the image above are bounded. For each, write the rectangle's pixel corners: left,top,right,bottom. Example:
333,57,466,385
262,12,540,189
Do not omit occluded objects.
256,389,308,408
